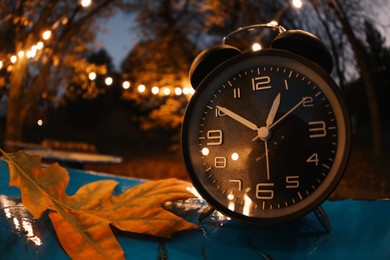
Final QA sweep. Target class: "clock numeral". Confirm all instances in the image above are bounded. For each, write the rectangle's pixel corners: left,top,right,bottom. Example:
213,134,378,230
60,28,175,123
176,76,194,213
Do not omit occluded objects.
215,157,227,168
252,76,271,91
255,183,274,200
233,88,241,98
302,96,314,107
306,153,319,166
206,130,223,145
215,107,226,117
286,176,300,189
309,121,327,138
229,179,242,191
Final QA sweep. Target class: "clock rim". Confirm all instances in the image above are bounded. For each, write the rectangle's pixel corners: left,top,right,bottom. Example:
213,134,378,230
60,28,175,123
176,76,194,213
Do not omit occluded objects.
181,49,351,225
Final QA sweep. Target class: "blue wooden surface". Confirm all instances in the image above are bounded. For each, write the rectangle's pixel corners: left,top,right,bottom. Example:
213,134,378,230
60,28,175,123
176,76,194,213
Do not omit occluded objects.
0,160,389,259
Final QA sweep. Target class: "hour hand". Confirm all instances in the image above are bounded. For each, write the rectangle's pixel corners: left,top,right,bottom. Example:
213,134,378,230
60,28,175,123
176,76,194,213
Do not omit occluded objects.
216,106,258,131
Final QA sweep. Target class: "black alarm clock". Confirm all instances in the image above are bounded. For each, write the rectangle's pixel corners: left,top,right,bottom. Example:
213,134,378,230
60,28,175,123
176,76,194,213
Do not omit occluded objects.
181,23,351,226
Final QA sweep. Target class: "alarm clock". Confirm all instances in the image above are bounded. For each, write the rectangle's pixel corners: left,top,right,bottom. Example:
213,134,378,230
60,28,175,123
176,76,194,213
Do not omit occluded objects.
181,24,351,225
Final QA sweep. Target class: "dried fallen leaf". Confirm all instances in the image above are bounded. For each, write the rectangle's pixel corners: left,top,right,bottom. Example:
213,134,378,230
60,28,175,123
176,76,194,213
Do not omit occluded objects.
1,150,197,259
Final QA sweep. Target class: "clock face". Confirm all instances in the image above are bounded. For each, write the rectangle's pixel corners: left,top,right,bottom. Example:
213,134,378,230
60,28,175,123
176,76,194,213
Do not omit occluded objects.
182,50,351,224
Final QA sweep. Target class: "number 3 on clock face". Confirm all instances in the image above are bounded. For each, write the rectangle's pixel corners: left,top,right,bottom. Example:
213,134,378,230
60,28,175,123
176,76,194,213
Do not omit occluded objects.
182,50,351,224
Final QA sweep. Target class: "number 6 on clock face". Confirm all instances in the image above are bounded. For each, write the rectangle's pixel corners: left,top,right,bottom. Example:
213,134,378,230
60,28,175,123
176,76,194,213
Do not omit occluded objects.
182,49,351,225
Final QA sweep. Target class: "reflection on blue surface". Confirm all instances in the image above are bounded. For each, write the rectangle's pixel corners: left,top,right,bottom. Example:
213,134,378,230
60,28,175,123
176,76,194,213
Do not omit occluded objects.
0,160,389,259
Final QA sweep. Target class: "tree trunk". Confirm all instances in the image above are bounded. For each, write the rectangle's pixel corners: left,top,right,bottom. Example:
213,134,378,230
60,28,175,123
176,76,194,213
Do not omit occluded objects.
5,50,29,147
327,0,382,158
5,100,27,145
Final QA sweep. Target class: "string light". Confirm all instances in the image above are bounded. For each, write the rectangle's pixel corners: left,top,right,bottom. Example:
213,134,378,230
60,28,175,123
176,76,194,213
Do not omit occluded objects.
88,72,96,80
151,86,159,95
0,19,195,100
138,84,146,93
163,88,170,96
292,0,303,8
122,81,130,90
18,51,25,58
42,30,52,40
36,42,44,50
175,87,182,96
26,50,36,58
182,87,190,95
80,0,92,7
104,76,113,86
10,55,17,63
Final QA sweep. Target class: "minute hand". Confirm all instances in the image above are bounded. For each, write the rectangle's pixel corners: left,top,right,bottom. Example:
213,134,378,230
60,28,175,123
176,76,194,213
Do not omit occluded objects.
268,97,307,130
216,106,258,131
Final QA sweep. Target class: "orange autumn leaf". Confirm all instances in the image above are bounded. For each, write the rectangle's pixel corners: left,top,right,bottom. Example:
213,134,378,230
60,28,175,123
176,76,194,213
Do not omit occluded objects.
1,150,198,259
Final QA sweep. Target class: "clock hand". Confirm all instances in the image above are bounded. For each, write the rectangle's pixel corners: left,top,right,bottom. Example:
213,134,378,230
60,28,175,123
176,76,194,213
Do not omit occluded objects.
252,96,307,142
266,93,281,127
264,140,271,180
268,97,308,130
216,106,258,131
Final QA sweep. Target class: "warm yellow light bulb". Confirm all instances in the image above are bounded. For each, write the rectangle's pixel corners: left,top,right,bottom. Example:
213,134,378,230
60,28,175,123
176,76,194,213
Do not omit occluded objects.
10,55,17,63
151,86,159,95
88,72,96,80
292,0,303,9
80,0,92,7
163,88,171,96
36,42,44,50
42,30,52,40
138,84,146,93
175,87,182,95
105,76,113,86
122,81,130,90
18,51,25,58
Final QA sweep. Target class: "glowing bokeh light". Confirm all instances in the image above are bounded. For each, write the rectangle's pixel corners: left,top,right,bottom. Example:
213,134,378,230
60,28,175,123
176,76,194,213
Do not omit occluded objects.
138,84,146,93
88,72,96,80
252,43,262,52
292,0,303,9
81,0,92,7
122,81,130,89
175,87,182,95
42,30,52,40
151,86,160,95
163,88,171,96
201,148,209,156
105,76,113,86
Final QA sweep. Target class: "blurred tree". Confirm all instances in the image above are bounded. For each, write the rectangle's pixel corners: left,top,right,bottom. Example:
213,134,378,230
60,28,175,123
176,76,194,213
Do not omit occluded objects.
121,0,197,130
0,0,133,146
120,0,300,130
322,0,382,157
364,20,390,75
363,20,390,122
65,48,119,127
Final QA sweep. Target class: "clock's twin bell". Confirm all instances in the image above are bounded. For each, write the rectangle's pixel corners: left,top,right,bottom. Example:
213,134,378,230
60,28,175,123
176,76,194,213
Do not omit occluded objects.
189,30,333,89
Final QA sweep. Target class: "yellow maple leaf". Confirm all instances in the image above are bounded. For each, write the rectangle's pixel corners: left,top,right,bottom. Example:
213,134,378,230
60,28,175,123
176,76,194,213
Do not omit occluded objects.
2,150,198,259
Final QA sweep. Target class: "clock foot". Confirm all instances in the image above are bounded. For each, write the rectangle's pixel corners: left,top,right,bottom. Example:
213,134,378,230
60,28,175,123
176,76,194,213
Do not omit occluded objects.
313,206,331,233
198,205,215,222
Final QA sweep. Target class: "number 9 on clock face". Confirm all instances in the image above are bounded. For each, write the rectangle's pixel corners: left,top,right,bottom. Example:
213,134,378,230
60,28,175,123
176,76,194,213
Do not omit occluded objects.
182,50,351,224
